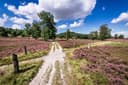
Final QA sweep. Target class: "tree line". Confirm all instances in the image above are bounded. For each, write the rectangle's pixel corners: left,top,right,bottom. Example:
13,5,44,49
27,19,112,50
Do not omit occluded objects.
0,11,56,41
57,24,124,40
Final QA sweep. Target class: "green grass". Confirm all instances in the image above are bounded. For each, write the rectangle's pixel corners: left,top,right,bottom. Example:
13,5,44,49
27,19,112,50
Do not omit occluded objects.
52,61,62,85
69,58,94,85
64,47,93,85
0,50,48,66
0,60,42,85
0,46,16,51
106,41,128,47
64,42,111,85
102,41,128,63
90,72,109,85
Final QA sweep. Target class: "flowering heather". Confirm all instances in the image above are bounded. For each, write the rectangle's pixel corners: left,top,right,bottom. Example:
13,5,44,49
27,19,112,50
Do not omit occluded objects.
0,38,50,58
57,39,95,48
73,46,128,85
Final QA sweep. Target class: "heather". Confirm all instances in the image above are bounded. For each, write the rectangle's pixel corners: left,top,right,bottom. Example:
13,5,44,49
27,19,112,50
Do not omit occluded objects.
73,46,128,85
0,37,50,58
57,39,97,48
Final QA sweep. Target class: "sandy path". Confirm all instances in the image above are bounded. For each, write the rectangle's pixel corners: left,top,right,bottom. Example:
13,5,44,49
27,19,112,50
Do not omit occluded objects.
29,42,66,85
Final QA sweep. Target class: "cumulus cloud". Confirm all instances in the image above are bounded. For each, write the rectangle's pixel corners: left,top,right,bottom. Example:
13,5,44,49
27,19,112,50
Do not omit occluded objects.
0,14,8,26
39,0,96,20
70,19,84,28
5,0,96,29
125,22,128,27
112,31,128,38
58,24,68,29
7,3,39,22
4,3,8,7
7,0,96,21
10,17,32,25
111,12,128,23
12,24,22,29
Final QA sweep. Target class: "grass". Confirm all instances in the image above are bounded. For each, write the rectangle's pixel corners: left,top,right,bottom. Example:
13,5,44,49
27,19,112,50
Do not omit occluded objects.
0,60,42,85
106,41,128,47
52,61,62,85
64,47,94,85
64,41,115,85
103,41,128,63
90,72,109,85
0,46,17,51
0,50,48,66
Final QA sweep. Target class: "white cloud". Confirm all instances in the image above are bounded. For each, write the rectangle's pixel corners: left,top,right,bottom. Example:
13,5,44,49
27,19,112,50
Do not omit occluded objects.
58,24,68,29
112,31,128,38
39,0,96,20
7,3,39,22
0,14,8,26
125,22,128,27
12,24,21,29
4,3,8,7
111,12,128,23
6,0,96,29
7,0,96,21
10,17,32,25
70,19,84,28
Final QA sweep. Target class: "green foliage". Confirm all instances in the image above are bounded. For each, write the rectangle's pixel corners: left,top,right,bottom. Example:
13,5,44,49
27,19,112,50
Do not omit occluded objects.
66,29,70,40
0,27,7,37
99,24,111,40
0,27,23,37
118,34,124,39
41,27,50,41
57,31,89,39
23,23,32,37
31,23,41,39
114,34,118,39
114,34,124,39
38,11,56,41
89,31,98,40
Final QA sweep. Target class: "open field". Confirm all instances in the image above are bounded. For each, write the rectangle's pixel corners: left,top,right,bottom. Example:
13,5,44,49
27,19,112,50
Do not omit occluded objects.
64,41,128,85
0,38,128,85
0,37,50,85
0,37,50,58
57,39,98,48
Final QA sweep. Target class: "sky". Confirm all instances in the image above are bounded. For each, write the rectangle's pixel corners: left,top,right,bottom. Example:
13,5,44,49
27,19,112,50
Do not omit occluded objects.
0,0,128,37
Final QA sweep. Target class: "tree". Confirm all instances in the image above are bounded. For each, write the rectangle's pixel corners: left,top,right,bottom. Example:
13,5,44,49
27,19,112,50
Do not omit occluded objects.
31,23,41,39
41,27,50,41
114,34,118,39
23,23,32,37
0,27,7,37
118,34,124,39
66,29,70,40
38,11,56,40
99,24,111,40
89,31,98,40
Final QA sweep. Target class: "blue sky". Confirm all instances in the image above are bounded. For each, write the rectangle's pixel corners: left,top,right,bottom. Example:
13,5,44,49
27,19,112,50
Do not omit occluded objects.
0,0,128,37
